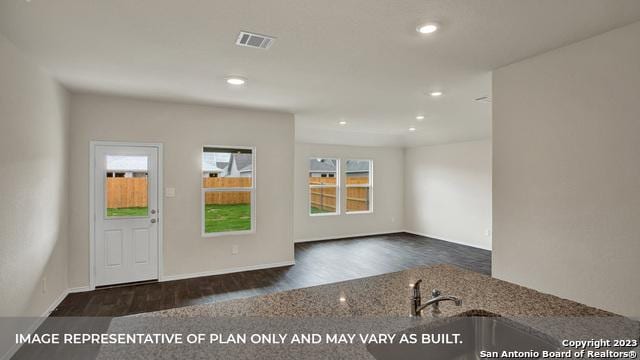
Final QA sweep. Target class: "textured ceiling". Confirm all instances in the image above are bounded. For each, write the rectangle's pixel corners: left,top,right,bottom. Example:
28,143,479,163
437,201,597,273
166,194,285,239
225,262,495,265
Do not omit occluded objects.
2,0,640,146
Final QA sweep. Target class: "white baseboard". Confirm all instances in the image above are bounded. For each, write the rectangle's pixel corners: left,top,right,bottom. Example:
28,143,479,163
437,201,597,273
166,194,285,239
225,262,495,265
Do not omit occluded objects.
68,286,93,294
42,289,69,317
160,260,296,282
404,229,492,251
294,230,404,243
50,262,297,298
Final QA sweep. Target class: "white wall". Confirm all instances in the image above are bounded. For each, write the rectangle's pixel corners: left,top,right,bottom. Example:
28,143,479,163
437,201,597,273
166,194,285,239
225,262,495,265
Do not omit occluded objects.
0,34,69,317
493,21,640,318
294,143,404,242
404,140,492,250
68,93,294,287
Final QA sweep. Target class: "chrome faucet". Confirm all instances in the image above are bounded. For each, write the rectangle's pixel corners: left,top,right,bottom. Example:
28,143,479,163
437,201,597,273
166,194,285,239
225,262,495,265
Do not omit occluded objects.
410,280,462,316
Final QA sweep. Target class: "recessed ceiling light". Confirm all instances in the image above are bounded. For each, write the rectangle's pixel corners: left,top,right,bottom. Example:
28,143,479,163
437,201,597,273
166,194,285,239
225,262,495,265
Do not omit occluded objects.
416,115,425,121
339,121,347,125
225,76,246,85
408,127,417,132
417,23,439,34
430,91,443,97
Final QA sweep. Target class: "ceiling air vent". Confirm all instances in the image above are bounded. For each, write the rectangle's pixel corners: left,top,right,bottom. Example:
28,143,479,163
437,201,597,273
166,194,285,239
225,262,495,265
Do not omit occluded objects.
474,96,491,103
236,31,275,50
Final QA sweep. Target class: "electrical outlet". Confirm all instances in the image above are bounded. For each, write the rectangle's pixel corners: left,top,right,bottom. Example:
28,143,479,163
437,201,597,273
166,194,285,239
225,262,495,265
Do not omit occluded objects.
485,229,492,237
232,245,239,255
391,217,396,223
41,277,47,294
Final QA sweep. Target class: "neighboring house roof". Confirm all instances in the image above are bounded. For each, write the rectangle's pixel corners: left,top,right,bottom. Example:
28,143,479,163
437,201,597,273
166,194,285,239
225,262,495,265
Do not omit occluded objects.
106,155,148,172
203,151,252,174
232,154,253,172
202,153,228,173
346,160,370,173
309,159,337,172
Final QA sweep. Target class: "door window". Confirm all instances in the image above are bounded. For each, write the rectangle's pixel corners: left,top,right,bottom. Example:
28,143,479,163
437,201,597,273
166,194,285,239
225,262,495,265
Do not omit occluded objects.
105,155,149,217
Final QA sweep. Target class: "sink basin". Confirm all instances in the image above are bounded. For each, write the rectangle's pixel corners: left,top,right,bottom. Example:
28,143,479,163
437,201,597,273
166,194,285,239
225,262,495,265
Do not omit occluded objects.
367,312,558,360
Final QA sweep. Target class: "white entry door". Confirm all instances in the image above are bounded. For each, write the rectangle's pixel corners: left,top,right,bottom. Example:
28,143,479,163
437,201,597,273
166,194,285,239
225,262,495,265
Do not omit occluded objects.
94,144,160,286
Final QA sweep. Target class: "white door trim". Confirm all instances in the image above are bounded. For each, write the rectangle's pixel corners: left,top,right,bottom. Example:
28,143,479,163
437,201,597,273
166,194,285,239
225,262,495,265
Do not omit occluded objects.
89,141,164,290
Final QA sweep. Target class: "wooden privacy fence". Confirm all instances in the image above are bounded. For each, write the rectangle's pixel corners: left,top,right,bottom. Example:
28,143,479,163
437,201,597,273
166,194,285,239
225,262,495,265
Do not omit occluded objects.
310,187,337,212
346,186,370,212
107,178,148,209
107,176,368,210
309,176,370,212
203,177,252,188
203,177,251,205
106,177,254,209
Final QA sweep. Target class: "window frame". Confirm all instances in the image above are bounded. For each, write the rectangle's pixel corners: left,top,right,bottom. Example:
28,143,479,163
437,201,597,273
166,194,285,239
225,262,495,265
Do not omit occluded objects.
103,153,151,220
345,159,373,215
308,157,340,217
201,145,256,237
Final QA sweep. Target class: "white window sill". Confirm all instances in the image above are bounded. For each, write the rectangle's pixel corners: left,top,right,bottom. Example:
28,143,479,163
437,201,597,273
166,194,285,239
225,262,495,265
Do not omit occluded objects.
202,229,255,238
309,212,340,217
346,210,373,215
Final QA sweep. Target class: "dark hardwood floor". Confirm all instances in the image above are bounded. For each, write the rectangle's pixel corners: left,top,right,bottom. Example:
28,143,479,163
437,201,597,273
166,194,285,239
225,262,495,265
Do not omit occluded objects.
51,232,490,317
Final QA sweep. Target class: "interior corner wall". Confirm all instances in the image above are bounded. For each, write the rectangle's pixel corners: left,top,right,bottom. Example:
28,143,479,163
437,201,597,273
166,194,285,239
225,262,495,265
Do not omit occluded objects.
404,139,493,250
293,143,404,242
0,34,69,318
493,21,640,318
67,93,295,288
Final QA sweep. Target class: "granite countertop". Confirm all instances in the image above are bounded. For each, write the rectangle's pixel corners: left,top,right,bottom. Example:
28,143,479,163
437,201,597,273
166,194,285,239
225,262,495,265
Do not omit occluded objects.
144,264,610,318
97,265,636,360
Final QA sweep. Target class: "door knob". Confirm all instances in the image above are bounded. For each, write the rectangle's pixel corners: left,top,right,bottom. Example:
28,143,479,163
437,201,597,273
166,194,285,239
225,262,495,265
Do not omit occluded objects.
151,209,157,214
150,219,157,224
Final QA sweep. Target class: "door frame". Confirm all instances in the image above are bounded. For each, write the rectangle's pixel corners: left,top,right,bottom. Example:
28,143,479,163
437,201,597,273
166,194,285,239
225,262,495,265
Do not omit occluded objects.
89,141,164,290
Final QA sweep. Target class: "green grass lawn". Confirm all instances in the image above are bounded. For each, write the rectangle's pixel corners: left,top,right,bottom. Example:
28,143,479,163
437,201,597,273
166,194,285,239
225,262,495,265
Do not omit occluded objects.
205,203,251,233
310,206,334,214
107,204,250,233
107,207,148,217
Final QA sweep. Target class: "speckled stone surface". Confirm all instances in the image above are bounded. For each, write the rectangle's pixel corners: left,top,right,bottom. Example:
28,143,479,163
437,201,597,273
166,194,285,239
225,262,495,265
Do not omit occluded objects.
95,265,637,359
133,264,610,318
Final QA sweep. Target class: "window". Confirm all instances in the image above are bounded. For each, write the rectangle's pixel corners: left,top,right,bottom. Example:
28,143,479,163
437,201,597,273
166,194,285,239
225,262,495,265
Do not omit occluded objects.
105,155,149,217
202,146,255,236
309,158,339,215
346,160,372,214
